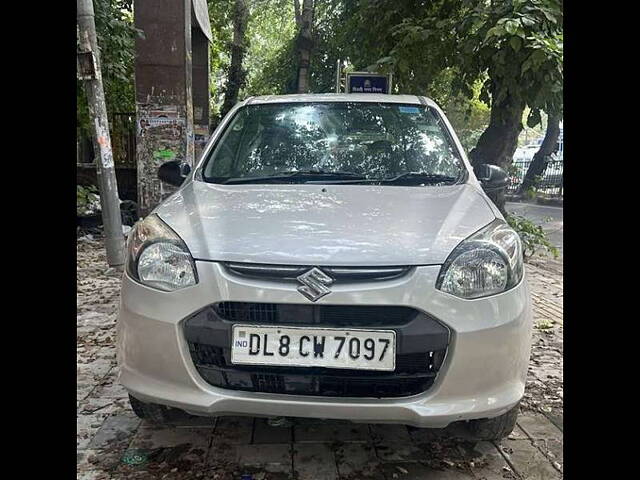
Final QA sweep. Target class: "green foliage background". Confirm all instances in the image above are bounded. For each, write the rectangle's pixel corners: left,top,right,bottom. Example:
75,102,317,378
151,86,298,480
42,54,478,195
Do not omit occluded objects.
77,0,138,135
78,0,562,158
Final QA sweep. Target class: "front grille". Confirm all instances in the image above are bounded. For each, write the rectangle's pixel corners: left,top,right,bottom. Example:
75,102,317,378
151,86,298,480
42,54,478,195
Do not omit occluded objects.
223,263,411,282
184,303,449,398
214,302,419,326
189,342,444,397
252,373,286,393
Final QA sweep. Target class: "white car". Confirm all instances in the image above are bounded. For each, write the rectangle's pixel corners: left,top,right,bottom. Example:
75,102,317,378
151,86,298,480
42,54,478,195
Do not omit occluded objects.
117,94,532,441
514,141,542,162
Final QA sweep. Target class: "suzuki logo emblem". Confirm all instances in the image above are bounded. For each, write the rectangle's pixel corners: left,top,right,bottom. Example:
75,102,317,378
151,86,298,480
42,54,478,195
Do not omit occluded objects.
296,267,334,302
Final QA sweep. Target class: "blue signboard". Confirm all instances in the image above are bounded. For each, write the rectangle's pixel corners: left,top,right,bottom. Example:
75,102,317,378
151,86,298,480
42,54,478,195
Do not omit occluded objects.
347,73,391,94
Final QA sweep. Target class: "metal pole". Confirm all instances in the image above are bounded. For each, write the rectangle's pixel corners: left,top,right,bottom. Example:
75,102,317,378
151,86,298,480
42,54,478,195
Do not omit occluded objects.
77,0,125,267
336,59,341,93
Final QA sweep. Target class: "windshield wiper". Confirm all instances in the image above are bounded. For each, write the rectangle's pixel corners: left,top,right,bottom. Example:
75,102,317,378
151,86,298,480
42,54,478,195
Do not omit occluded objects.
379,172,459,185
306,172,459,185
220,170,366,185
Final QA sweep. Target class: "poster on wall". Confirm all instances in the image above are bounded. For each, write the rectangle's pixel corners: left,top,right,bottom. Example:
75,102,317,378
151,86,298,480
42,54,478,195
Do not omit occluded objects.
138,105,186,139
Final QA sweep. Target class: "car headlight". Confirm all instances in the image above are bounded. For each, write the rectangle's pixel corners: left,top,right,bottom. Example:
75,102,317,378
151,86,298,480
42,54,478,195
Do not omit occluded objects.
436,219,523,299
125,214,198,291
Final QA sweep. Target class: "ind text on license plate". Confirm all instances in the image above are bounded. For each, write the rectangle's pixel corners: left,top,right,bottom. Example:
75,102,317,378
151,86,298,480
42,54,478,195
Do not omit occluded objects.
231,325,396,371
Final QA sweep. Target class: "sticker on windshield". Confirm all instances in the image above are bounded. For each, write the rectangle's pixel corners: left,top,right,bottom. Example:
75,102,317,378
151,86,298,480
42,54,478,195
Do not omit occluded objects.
398,106,420,114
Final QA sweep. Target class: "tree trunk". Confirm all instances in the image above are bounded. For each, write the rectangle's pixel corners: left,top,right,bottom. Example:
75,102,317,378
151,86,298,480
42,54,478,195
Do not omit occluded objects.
469,90,526,213
517,114,561,195
295,0,314,93
220,0,250,119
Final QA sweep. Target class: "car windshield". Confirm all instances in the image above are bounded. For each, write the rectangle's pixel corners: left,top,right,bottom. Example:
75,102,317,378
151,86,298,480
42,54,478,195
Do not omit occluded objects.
201,102,465,185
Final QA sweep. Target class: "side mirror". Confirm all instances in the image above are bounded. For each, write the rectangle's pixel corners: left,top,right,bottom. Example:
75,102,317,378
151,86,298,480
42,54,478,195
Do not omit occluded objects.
158,160,191,187
473,164,509,192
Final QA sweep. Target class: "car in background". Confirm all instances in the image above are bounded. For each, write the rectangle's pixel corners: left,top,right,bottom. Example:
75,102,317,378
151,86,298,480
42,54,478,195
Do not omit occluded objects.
511,133,563,190
514,140,543,162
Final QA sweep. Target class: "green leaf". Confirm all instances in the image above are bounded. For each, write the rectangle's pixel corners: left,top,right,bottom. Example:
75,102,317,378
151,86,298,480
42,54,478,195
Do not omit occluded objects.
504,20,518,35
510,37,521,52
531,49,547,65
520,16,536,27
485,25,505,39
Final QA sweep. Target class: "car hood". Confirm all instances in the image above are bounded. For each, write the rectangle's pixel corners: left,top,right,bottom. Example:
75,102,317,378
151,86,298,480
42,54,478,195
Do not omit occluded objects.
155,181,497,266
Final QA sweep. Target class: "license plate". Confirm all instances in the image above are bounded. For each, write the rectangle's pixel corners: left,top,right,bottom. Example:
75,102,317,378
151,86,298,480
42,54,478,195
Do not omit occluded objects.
231,325,396,371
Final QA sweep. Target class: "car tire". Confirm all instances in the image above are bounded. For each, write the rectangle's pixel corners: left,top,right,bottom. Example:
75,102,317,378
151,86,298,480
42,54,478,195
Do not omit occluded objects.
128,394,180,424
467,403,520,441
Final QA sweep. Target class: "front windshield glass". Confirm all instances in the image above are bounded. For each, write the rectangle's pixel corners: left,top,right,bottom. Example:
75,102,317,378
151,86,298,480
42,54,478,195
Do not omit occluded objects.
201,102,464,184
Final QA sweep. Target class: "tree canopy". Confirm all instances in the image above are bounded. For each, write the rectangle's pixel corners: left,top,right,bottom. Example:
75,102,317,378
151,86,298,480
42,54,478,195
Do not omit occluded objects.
79,0,563,194
76,0,138,134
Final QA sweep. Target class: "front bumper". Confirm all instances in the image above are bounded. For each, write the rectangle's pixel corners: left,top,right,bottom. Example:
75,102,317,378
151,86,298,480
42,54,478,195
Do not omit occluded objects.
116,262,532,428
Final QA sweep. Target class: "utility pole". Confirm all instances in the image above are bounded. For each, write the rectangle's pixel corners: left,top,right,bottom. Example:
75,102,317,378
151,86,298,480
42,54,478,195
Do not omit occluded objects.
77,0,125,267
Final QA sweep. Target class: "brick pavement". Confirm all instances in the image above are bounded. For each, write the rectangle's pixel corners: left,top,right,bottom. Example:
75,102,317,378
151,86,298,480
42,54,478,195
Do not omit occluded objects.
77,238,563,479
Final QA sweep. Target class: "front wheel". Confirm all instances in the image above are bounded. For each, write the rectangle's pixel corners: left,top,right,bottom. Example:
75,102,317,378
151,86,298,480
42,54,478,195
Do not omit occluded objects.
467,402,520,441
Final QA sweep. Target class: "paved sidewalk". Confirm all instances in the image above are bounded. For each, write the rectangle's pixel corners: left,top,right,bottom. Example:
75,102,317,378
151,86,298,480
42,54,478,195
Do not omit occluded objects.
77,238,563,479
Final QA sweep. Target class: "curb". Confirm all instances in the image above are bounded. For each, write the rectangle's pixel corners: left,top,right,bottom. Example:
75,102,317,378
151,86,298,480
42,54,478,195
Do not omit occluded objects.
505,195,563,208
536,196,563,207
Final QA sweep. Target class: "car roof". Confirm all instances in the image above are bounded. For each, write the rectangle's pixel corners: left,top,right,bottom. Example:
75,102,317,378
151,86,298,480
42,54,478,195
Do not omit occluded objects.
243,93,437,107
